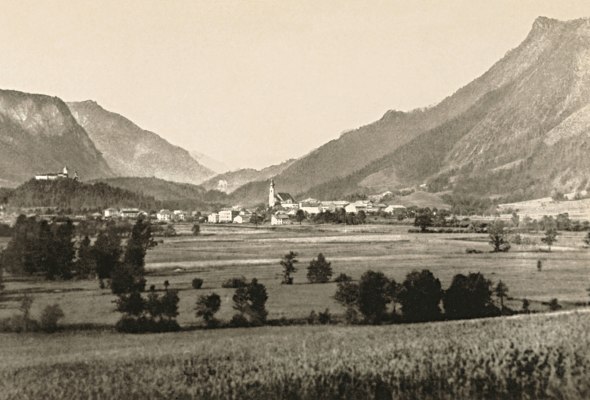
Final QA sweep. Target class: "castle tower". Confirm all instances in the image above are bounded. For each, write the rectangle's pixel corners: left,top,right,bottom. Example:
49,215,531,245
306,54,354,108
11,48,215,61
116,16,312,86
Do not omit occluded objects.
269,179,276,207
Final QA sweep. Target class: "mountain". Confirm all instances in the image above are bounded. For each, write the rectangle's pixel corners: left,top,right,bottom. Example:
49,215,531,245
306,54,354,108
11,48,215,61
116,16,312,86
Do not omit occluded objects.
190,151,233,174
0,90,113,187
93,177,229,209
202,158,296,193
248,17,590,202
67,101,215,185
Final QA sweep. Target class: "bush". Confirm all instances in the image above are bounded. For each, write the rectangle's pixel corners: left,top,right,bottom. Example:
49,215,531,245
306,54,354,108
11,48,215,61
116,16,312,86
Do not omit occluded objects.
318,308,332,324
307,310,318,325
465,248,484,254
548,298,562,311
115,317,180,333
192,278,204,289
39,304,65,333
222,276,247,289
230,313,250,327
334,273,352,283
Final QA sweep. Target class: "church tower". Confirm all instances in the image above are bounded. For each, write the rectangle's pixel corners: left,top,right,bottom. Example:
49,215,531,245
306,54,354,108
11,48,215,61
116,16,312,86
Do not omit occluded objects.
269,179,276,207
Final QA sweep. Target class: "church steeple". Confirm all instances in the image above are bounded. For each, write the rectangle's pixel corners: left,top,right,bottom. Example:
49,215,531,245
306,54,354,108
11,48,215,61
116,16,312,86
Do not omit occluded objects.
269,179,276,207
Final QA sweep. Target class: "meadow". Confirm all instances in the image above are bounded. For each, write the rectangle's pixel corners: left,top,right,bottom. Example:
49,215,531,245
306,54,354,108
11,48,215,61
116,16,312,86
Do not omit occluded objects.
1,224,589,326
1,310,589,399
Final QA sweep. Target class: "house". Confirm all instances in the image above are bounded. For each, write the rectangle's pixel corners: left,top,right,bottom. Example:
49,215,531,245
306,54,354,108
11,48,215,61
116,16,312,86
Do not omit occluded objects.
384,205,407,214
157,209,173,222
208,213,220,223
219,209,239,223
103,208,119,218
120,208,140,219
345,201,369,214
271,212,290,225
320,201,349,212
233,214,251,224
173,210,186,221
299,198,321,215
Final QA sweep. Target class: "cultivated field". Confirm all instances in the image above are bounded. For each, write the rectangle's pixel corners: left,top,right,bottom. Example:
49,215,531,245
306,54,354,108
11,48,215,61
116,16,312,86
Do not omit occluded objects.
1,224,589,327
1,310,589,399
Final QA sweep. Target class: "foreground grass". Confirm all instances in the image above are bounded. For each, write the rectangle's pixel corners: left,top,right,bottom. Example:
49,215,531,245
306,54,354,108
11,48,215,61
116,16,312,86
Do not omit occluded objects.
1,310,589,399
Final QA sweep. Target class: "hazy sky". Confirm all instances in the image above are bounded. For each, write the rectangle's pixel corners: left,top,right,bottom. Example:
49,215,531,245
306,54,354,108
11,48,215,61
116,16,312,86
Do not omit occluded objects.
2,1,590,169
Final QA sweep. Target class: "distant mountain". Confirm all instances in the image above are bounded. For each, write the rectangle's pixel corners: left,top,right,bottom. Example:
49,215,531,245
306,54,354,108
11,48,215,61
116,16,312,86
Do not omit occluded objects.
0,90,113,187
202,158,296,193
250,17,590,202
190,151,233,174
67,101,215,185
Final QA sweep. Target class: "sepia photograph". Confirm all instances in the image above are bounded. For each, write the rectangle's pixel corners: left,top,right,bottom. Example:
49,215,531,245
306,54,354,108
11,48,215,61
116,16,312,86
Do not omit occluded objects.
1,0,590,398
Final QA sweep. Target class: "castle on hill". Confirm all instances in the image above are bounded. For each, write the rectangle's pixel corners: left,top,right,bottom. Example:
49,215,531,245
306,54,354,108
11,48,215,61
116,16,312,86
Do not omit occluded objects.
35,166,78,181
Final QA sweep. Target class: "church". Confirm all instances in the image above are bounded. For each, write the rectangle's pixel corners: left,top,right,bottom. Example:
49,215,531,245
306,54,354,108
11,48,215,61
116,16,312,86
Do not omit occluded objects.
268,179,296,209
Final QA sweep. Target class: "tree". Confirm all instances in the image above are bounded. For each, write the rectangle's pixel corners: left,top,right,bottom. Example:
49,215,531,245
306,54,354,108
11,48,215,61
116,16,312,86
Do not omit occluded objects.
280,251,298,284
192,223,201,236
232,278,268,326
494,280,509,310
414,208,433,232
123,217,156,276
92,224,122,287
357,271,391,324
443,273,497,320
76,235,95,278
295,209,306,225
356,210,367,224
195,293,221,327
307,253,333,283
160,290,180,321
584,231,590,246
541,228,558,252
398,269,442,322
488,220,511,252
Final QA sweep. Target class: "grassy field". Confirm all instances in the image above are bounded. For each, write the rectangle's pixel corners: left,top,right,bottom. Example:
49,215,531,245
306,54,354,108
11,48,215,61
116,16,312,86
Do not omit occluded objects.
1,310,589,399
1,224,589,327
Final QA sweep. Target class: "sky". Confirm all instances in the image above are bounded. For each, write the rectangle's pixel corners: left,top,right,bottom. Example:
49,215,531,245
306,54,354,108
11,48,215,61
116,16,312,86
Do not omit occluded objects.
1,1,590,170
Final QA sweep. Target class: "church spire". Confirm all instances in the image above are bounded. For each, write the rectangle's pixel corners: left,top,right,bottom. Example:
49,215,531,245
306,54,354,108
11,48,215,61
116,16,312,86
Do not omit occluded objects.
269,179,276,207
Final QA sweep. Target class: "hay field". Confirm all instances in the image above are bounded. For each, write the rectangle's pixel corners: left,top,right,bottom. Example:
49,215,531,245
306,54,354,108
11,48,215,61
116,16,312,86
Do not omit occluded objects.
1,310,589,399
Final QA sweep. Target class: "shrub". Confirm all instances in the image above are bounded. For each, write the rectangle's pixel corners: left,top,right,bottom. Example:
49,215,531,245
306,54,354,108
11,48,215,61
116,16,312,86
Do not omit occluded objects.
229,313,250,327
192,278,204,289
307,310,318,325
39,304,65,333
222,276,247,289
465,248,483,254
318,308,332,324
334,273,352,283
548,298,562,311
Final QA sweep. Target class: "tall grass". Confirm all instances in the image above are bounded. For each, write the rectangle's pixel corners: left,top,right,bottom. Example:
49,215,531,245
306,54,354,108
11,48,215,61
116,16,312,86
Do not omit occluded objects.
1,311,589,399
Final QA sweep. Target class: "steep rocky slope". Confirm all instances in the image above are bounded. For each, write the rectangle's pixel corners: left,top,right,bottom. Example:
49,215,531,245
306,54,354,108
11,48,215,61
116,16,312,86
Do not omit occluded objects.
68,101,215,185
0,90,113,186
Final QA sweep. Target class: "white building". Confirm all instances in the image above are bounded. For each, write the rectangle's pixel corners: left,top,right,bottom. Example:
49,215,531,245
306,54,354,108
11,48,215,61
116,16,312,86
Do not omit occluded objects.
173,210,187,221
120,208,140,219
103,208,119,218
35,166,70,181
271,212,290,225
269,180,296,208
384,205,407,214
208,213,220,223
219,209,239,223
233,214,251,224
157,209,172,222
